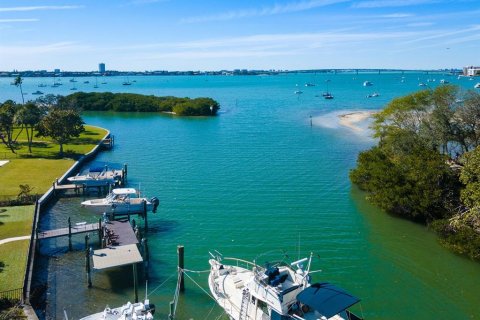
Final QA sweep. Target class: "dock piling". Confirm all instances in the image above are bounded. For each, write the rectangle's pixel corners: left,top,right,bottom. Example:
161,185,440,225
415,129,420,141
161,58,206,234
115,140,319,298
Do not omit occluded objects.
133,263,138,303
169,301,175,320
143,200,148,231
98,218,102,244
142,238,149,279
68,217,72,251
178,245,185,292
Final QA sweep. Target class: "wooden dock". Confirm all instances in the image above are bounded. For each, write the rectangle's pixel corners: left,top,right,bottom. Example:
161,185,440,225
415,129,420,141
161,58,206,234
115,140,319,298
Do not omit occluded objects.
37,222,100,239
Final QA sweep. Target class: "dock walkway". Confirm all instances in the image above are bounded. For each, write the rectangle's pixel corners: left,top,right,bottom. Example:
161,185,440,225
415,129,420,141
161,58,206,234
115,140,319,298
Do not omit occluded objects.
37,222,99,239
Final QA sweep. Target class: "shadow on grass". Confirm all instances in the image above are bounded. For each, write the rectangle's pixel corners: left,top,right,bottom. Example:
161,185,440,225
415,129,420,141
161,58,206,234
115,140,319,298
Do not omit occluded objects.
0,261,4,273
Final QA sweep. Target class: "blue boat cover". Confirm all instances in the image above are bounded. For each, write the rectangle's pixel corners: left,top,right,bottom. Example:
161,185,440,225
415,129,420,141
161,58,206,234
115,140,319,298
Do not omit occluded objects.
296,282,360,318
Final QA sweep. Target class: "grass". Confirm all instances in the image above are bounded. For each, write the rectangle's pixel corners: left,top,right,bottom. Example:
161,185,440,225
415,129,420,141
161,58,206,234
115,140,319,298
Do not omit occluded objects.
0,240,30,291
0,206,35,240
0,125,107,159
0,125,107,200
0,206,33,292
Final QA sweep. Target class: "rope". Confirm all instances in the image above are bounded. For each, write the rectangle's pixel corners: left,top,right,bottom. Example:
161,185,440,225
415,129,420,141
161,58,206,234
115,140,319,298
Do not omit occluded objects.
182,268,210,273
182,269,216,301
148,272,176,296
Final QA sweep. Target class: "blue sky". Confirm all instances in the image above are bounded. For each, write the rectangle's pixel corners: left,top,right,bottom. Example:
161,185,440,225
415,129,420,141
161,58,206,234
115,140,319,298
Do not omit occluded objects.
0,0,479,71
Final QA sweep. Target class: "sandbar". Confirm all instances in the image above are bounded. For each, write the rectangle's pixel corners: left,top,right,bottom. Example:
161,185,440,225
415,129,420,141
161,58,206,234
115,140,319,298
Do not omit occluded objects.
338,111,375,132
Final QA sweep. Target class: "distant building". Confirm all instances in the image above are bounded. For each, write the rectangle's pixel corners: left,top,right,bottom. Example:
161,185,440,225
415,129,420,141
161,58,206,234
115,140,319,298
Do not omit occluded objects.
463,66,480,76
99,63,106,74
54,68,60,74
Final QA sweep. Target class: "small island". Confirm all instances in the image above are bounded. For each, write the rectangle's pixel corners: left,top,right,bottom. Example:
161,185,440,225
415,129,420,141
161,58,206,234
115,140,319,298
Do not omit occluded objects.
63,92,220,116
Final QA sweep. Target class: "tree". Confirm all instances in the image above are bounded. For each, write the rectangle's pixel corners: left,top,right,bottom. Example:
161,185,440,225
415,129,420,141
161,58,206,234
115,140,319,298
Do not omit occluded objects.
0,100,21,153
13,75,24,104
36,108,84,157
460,146,480,209
14,102,43,153
350,130,455,221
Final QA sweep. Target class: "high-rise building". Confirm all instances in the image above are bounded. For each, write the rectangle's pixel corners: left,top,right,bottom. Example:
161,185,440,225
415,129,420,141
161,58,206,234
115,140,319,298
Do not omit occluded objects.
99,63,106,74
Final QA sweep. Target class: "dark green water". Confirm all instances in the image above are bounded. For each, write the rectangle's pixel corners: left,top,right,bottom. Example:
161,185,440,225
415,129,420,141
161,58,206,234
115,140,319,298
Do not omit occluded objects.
24,73,480,319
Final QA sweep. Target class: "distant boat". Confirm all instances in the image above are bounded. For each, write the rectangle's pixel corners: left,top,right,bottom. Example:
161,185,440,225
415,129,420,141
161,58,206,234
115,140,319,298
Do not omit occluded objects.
84,80,90,84
94,77,99,88
367,92,379,98
101,81,107,84
123,76,132,85
475,83,480,89
32,90,44,95
440,79,449,84
69,78,77,82
294,90,303,94
363,81,373,86
38,83,47,88
418,83,427,87
323,93,334,99
304,83,315,87
322,79,333,99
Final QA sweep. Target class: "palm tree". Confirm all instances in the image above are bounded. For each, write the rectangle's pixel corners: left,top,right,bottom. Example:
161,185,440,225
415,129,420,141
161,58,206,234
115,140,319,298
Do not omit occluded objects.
13,75,25,104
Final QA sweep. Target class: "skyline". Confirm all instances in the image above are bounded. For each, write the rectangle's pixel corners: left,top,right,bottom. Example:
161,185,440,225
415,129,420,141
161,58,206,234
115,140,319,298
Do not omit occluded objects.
0,0,479,71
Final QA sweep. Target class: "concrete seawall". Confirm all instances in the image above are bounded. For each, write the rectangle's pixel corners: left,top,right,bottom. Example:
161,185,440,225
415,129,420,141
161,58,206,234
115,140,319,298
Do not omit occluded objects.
23,128,111,320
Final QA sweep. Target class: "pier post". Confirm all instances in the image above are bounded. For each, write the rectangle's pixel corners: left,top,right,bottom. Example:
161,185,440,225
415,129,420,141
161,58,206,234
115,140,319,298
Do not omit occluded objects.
85,235,92,287
178,245,185,292
133,263,138,303
68,217,72,251
52,181,56,196
123,163,128,184
143,200,148,231
169,301,175,320
98,218,102,244
142,238,149,279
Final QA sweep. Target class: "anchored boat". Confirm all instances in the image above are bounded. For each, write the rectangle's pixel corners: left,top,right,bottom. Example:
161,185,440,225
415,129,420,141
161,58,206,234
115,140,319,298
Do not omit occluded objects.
208,252,363,320
81,188,159,215
67,167,120,187
79,299,155,320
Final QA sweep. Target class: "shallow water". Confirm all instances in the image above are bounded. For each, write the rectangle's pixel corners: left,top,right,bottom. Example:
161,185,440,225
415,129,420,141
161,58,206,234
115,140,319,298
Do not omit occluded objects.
2,73,479,319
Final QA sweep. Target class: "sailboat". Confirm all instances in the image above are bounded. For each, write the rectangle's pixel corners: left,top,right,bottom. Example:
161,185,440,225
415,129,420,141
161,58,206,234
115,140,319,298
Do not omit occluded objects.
123,76,132,86
322,80,334,99
93,76,99,88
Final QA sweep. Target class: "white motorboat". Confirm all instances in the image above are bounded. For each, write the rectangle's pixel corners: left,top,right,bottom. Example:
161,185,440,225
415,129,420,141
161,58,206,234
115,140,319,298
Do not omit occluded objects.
81,188,159,215
474,83,480,89
363,81,372,87
79,299,155,320
67,167,120,187
208,252,363,320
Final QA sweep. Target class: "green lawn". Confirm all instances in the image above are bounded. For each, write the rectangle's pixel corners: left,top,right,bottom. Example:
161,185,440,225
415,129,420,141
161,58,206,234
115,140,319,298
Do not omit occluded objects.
0,240,30,291
0,125,107,159
0,125,107,200
0,206,35,240
0,206,34,292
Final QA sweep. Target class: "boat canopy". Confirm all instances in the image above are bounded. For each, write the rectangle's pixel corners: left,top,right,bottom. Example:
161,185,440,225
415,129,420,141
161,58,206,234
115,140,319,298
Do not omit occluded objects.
296,282,360,319
112,188,137,195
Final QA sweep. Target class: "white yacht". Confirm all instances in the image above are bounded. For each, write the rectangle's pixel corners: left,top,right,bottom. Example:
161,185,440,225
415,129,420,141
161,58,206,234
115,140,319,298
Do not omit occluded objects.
209,252,363,320
363,81,372,87
67,167,120,187
81,188,159,215
79,299,154,320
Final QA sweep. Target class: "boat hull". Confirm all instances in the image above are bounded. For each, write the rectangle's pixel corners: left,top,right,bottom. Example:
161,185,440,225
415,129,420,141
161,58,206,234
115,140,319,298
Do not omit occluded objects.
81,200,153,214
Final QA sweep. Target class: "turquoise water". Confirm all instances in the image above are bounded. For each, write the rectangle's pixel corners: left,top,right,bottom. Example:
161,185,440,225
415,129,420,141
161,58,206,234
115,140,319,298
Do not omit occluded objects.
2,73,480,319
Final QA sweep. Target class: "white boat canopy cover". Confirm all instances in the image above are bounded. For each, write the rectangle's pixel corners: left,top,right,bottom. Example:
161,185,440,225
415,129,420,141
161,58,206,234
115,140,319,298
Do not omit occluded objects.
112,188,137,195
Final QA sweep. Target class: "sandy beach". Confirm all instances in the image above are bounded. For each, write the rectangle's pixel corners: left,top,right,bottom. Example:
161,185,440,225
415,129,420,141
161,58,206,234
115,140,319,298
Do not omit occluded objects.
338,111,376,132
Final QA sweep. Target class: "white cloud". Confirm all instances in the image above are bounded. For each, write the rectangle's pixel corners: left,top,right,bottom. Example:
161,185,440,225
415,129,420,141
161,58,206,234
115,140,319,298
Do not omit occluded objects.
0,6,83,12
0,42,90,56
352,0,439,8
0,18,39,23
180,0,350,23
